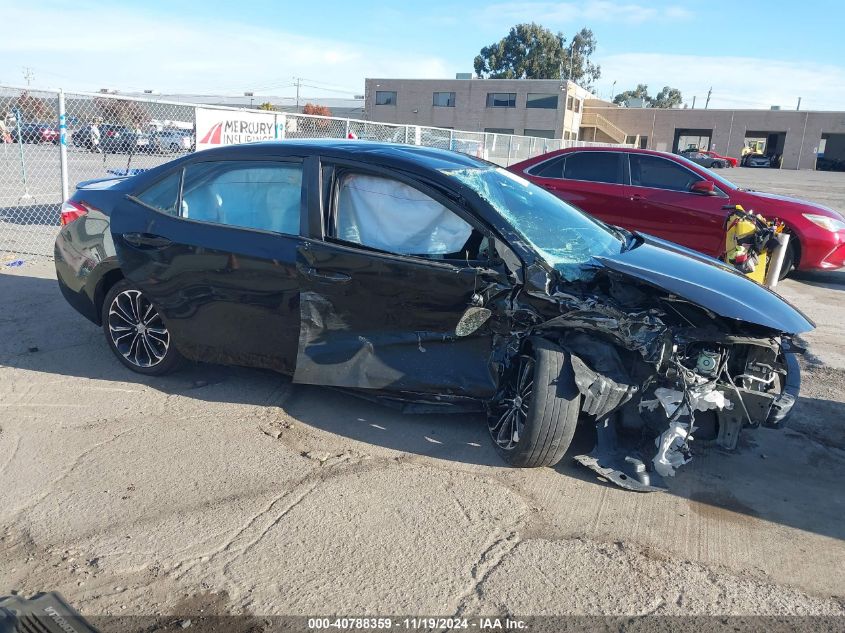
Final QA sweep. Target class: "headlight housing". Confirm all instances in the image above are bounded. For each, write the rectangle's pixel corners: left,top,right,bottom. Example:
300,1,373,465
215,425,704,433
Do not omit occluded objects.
803,213,845,232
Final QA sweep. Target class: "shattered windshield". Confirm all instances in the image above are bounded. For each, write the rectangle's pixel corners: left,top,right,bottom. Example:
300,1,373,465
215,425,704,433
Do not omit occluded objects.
444,167,623,278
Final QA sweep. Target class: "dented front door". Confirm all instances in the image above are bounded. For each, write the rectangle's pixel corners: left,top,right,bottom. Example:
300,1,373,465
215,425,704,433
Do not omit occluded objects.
292,239,497,398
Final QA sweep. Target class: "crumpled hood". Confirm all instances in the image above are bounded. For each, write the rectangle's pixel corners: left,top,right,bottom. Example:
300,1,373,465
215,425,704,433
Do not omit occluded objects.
594,234,814,334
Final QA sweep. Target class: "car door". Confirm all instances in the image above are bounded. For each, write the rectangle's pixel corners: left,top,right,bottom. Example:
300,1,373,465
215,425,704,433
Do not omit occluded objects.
110,156,306,373
527,151,628,224
292,164,503,399
625,153,727,256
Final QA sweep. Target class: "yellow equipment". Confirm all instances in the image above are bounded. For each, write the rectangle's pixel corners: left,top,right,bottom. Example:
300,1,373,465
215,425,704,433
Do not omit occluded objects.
723,205,787,286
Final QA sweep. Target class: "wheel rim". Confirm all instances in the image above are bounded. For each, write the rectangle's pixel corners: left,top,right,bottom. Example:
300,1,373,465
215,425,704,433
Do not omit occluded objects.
489,354,534,451
107,289,170,368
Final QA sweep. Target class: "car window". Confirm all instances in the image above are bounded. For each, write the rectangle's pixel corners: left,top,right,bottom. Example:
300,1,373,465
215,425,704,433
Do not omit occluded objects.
630,154,701,191
136,171,181,215
180,161,302,235
529,156,565,179
562,152,622,184
333,173,482,259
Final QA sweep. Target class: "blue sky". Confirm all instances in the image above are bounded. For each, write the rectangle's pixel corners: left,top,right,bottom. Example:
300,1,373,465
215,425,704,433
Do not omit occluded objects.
2,0,844,110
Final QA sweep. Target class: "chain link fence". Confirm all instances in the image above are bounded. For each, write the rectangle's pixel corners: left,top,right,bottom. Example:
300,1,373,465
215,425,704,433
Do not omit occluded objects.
1,85,629,259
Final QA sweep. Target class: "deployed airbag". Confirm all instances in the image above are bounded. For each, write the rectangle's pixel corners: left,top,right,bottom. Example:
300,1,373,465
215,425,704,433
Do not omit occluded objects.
337,174,472,255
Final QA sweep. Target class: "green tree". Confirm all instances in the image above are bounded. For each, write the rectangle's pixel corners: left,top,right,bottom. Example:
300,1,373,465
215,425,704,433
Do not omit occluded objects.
473,23,601,89
613,84,651,106
613,84,683,108
651,86,683,109
564,28,601,90
258,102,276,111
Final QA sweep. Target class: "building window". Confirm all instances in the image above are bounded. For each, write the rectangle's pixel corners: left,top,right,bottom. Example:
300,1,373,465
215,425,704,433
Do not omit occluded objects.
566,96,574,110
526,93,558,109
375,91,397,105
523,128,556,139
571,131,578,140
486,93,516,108
574,99,581,113
432,92,456,107
564,131,571,140
484,127,515,134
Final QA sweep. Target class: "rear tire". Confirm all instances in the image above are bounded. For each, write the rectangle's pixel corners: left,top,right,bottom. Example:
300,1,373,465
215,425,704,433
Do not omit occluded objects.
102,280,183,376
488,337,581,468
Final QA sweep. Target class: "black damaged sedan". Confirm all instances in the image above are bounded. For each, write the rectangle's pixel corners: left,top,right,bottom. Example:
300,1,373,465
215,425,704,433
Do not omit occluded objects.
55,140,814,491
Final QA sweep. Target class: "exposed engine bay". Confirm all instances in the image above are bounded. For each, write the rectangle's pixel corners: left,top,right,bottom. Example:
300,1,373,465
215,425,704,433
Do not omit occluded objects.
480,253,802,492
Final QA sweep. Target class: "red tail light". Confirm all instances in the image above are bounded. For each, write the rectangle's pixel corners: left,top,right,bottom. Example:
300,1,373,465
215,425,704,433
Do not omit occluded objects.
60,200,89,226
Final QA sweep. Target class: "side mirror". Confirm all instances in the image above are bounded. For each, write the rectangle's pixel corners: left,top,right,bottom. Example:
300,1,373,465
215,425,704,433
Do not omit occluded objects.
455,306,492,337
690,180,716,195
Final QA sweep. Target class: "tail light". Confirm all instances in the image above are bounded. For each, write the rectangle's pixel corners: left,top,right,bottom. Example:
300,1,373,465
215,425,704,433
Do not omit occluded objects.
60,200,89,226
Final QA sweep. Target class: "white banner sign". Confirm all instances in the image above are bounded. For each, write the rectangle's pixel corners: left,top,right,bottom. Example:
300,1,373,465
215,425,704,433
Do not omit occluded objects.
195,107,280,150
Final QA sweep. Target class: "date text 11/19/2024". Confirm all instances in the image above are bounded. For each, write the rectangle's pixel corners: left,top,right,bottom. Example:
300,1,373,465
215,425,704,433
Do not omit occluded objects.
307,616,527,630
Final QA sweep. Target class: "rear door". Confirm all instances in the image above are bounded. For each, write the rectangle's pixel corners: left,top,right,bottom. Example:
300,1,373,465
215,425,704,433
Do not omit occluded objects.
292,164,503,399
527,151,628,223
625,153,726,256
111,156,306,373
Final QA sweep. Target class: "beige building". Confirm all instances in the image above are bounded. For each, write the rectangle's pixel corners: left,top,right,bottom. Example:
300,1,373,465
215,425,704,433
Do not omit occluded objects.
580,100,845,170
364,77,598,141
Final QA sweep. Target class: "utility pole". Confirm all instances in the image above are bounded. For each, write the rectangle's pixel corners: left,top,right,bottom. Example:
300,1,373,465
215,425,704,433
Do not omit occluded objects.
796,97,802,111
610,80,616,101
294,77,302,110
22,67,34,86
705,86,712,109
691,95,696,109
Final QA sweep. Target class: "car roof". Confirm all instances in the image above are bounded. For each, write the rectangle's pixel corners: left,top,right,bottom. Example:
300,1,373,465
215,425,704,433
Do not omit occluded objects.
192,139,490,171
509,145,703,169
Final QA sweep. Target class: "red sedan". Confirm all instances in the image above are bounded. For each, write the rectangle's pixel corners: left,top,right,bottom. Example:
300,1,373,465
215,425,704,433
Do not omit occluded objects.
702,150,738,167
509,147,845,274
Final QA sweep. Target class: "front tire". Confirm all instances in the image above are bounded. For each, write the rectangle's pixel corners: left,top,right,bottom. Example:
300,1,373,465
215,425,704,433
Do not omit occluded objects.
102,280,183,375
778,237,797,280
488,338,581,468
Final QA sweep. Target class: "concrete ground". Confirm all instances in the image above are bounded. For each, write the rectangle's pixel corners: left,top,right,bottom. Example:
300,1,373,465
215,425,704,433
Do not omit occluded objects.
1,169,845,628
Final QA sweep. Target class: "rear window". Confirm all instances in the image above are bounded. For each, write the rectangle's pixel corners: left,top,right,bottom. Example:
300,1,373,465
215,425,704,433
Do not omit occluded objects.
180,160,302,235
136,171,181,215
529,156,565,179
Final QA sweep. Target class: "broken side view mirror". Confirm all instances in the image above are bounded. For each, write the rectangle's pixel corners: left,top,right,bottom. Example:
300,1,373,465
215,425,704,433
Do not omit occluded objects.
690,180,716,195
455,306,492,337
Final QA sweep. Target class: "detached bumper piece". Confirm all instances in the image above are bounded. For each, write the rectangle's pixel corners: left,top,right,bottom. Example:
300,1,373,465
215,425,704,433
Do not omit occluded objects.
0,592,98,633
574,416,666,493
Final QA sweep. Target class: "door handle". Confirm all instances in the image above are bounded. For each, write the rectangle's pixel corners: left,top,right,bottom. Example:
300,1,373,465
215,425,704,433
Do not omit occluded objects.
302,266,351,283
122,232,172,249
630,194,644,201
